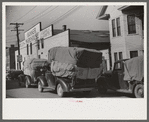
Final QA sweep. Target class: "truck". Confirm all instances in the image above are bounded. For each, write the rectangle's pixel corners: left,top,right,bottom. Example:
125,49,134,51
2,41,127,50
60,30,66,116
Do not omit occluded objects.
18,58,49,88
97,55,144,98
19,46,103,97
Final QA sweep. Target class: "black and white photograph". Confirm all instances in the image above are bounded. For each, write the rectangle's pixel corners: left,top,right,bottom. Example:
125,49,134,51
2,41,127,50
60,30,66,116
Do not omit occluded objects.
2,2,147,120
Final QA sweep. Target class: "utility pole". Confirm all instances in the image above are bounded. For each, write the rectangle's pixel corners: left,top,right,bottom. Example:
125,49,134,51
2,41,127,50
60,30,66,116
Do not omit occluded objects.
10,23,24,70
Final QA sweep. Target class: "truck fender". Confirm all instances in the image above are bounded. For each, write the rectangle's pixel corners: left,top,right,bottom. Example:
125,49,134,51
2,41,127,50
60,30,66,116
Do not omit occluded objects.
37,76,48,87
56,78,69,92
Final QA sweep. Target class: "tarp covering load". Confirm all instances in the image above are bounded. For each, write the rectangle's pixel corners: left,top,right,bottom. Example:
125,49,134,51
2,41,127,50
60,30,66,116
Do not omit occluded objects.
48,47,103,79
123,55,144,81
23,58,48,76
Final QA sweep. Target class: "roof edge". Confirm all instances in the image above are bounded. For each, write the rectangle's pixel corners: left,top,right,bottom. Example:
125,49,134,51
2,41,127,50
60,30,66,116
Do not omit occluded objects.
96,6,108,19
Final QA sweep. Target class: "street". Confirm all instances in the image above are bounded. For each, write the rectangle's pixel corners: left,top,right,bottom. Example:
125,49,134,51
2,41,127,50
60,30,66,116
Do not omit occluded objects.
6,79,134,98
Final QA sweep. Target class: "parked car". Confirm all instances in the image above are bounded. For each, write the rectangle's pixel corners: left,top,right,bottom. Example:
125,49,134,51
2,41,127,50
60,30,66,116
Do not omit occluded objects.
18,58,49,88
36,46,103,97
97,55,144,98
6,69,23,81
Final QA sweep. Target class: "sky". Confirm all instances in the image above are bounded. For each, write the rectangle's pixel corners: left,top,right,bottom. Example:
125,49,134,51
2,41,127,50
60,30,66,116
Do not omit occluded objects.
5,4,109,47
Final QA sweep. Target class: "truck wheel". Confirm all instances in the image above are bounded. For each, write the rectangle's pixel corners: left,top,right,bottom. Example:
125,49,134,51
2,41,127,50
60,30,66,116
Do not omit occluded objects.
57,84,65,97
18,76,22,86
134,84,144,98
25,76,31,88
98,85,107,94
38,81,43,92
82,91,91,96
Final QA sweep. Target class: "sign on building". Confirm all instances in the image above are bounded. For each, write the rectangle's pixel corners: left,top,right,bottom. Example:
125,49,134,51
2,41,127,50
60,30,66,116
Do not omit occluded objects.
25,23,41,44
40,25,53,39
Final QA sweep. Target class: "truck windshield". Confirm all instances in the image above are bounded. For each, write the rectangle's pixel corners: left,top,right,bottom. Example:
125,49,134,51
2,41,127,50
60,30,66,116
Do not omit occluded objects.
114,62,122,70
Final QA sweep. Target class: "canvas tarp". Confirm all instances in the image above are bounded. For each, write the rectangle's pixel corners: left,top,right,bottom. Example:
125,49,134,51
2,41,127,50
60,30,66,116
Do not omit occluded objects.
23,58,48,77
48,47,103,79
123,55,144,81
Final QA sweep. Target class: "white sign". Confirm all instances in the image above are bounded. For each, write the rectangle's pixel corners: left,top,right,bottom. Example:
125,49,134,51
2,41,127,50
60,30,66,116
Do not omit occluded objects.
26,32,39,44
40,26,52,39
20,40,26,48
25,23,41,40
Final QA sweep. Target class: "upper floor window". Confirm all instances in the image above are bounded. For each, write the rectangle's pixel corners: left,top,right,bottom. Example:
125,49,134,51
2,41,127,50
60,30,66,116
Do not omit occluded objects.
130,51,138,58
127,15,136,34
112,19,116,37
116,17,121,36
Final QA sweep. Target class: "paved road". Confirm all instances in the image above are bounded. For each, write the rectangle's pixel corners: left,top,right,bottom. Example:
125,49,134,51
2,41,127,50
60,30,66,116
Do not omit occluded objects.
6,79,134,98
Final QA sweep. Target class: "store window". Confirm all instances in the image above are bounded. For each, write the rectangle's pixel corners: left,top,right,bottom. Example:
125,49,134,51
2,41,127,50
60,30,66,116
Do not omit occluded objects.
27,44,29,55
30,43,32,54
130,51,138,58
116,17,121,36
112,19,116,37
127,14,136,34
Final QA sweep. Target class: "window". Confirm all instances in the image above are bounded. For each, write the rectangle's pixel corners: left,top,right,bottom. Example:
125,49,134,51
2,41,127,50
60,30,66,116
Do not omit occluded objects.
112,19,116,37
127,15,136,34
114,52,118,62
27,44,29,55
130,51,138,58
119,52,123,60
38,40,40,50
30,43,32,54
38,55,40,59
41,39,44,49
116,17,121,36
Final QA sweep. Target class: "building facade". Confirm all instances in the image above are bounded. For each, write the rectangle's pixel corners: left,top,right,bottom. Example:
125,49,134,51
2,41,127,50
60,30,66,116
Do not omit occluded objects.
6,45,18,70
15,24,69,69
97,5,144,66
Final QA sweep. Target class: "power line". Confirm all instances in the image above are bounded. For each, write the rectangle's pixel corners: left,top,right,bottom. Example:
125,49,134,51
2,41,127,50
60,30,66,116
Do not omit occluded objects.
51,6,79,24
14,6,37,23
23,6,52,23
24,6,59,24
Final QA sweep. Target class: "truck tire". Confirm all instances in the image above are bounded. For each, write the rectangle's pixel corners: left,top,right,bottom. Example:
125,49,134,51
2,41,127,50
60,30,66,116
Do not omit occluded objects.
98,85,107,94
38,81,43,92
25,76,31,88
57,83,65,97
83,91,91,95
18,76,22,86
134,84,144,98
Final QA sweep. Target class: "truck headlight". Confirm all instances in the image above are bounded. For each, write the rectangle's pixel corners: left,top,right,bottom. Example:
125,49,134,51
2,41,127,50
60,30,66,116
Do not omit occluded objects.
40,69,43,72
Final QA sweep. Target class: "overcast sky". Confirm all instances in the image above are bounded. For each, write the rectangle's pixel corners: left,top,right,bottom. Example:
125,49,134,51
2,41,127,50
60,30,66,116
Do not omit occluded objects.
6,4,109,47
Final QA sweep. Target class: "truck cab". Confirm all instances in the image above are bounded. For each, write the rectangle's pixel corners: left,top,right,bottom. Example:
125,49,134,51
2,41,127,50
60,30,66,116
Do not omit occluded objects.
98,56,144,98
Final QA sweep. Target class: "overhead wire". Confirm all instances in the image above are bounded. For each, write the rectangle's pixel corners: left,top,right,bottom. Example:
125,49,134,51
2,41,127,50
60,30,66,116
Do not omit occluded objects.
51,6,79,24
13,6,37,23
24,6,58,24
23,6,52,23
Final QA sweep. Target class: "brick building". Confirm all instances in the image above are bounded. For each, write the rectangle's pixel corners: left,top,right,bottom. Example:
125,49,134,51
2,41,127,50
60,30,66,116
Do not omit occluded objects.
6,45,18,70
